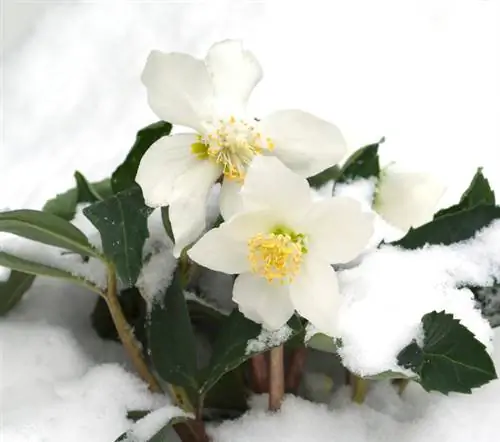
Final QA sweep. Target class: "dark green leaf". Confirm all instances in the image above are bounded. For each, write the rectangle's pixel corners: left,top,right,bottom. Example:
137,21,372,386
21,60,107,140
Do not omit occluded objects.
0,209,99,257
200,311,303,397
74,171,110,203
434,168,495,218
335,139,383,184
0,270,35,316
160,206,174,242
112,121,172,194
149,267,199,401
0,251,100,294
392,205,500,249
83,186,153,286
397,311,497,393
307,165,341,189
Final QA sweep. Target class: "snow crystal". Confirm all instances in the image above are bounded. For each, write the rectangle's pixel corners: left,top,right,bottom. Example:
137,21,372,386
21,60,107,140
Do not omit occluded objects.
246,325,293,354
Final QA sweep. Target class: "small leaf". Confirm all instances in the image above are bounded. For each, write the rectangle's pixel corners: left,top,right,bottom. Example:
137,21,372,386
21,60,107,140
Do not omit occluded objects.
160,206,174,242
0,270,35,316
74,171,110,202
307,165,341,189
200,311,303,398
363,370,414,381
112,121,173,193
335,139,383,184
305,332,340,354
149,267,199,402
392,205,500,249
83,186,153,286
0,251,100,294
397,311,497,394
434,168,495,218
0,209,99,257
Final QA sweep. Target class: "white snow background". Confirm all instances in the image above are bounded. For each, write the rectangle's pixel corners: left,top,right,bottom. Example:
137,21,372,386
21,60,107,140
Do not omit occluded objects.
1,0,500,441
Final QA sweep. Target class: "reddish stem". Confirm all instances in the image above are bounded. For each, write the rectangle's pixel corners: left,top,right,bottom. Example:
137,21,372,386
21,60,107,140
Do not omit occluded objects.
250,353,269,393
285,346,307,393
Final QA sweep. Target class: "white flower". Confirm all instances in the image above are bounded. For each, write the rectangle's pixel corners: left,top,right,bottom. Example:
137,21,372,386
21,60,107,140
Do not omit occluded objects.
188,156,374,336
373,166,446,231
135,40,347,257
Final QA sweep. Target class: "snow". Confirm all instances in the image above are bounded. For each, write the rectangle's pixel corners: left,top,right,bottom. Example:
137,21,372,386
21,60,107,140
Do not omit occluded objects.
246,325,293,354
2,0,500,441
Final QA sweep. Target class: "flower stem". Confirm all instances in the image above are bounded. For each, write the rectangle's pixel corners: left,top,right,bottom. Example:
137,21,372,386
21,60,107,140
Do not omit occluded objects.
250,353,269,393
350,373,369,404
285,346,307,394
268,345,285,411
104,263,161,393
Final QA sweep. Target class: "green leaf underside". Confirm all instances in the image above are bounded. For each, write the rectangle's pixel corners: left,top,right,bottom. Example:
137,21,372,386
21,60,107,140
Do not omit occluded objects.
335,140,382,184
83,186,153,286
0,270,35,316
111,121,172,194
0,209,98,258
363,370,414,380
435,168,495,218
307,165,341,189
392,205,500,250
0,251,99,294
149,267,199,402
397,311,497,393
160,206,174,242
199,311,303,397
74,171,109,203
305,332,339,353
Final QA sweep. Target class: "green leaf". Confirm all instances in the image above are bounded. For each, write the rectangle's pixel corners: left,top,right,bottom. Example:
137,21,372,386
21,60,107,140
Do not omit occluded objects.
335,139,383,184
305,332,340,354
83,186,153,286
112,121,173,194
363,370,414,381
160,206,174,242
115,414,188,442
199,311,303,398
392,205,500,249
307,165,341,189
74,171,111,203
0,270,35,316
434,168,495,218
0,251,100,294
149,267,199,402
397,311,497,393
0,209,99,257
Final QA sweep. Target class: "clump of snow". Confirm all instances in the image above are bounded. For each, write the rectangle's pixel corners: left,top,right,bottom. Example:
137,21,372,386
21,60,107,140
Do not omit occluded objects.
333,178,376,211
246,325,293,354
336,220,500,376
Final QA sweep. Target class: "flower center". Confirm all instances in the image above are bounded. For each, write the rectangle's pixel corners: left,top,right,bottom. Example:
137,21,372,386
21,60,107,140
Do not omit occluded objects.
191,116,274,181
247,227,307,284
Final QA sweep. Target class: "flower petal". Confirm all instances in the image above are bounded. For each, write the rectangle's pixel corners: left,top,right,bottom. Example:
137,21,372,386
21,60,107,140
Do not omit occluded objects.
241,156,312,222
374,169,446,231
169,161,221,257
141,50,213,131
187,224,250,274
260,110,347,177
289,257,341,337
233,273,295,330
302,197,374,264
135,134,199,208
219,178,244,221
205,40,263,116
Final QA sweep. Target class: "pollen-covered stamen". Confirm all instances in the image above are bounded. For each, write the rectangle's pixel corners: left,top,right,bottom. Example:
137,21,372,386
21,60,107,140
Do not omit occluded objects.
199,116,274,180
248,227,307,284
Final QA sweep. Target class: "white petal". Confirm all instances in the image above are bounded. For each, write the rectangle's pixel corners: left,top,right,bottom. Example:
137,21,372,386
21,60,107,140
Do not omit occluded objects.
374,169,446,231
233,273,295,330
289,257,341,337
260,110,347,177
141,50,213,131
219,178,243,221
301,197,374,264
205,40,263,116
223,209,281,240
169,161,221,257
135,134,199,208
241,156,312,222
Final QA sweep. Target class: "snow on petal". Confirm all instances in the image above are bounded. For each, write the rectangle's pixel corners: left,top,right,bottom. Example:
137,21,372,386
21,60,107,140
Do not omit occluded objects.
303,197,375,264
289,256,341,337
141,50,213,131
135,134,200,208
205,39,263,116
260,109,347,177
233,273,295,330
374,167,446,231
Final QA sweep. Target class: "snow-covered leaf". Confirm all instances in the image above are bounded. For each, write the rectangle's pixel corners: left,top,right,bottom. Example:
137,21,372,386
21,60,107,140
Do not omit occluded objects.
392,205,500,249
305,332,339,354
307,165,341,189
363,370,414,381
397,311,497,394
83,186,153,286
111,121,172,194
115,413,188,442
0,270,35,316
0,209,100,258
335,139,382,184
434,168,495,218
